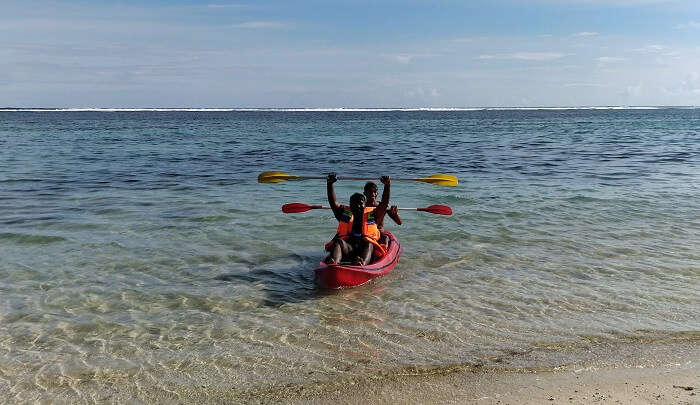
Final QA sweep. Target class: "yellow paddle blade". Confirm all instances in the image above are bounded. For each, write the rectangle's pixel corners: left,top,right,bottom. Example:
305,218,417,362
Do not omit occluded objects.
414,174,458,186
257,171,300,183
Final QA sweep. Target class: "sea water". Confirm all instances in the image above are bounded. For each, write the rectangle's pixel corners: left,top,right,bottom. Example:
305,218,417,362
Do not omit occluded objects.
1,109,699,401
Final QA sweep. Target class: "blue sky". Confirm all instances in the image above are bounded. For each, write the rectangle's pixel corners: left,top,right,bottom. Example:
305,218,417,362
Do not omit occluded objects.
2,0,700,107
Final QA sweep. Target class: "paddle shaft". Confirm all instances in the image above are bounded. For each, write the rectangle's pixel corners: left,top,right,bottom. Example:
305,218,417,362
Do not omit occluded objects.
293,205,433,211
287,176,434,182
258,171,457,186
282,202,452,215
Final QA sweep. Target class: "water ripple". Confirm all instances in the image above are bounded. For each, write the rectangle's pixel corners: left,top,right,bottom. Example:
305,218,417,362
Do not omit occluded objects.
1,109,700,400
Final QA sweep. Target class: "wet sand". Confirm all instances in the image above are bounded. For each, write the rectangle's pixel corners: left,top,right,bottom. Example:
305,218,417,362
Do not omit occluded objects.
293,361,698,405
272,340,700,405
125,339,700,404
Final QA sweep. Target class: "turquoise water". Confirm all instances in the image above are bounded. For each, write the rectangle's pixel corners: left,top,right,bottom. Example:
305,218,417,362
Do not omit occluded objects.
1,109,699,401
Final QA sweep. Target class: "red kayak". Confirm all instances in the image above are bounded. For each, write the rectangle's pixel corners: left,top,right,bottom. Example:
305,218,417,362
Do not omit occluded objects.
315,231,402,289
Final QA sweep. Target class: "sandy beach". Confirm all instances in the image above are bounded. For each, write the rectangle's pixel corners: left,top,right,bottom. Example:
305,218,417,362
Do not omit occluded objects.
250,340,700,404
291,362,698,405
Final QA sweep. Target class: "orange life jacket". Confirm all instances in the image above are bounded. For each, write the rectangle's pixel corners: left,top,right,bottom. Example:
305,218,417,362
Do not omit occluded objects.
336,206,380,241
326,206,386,258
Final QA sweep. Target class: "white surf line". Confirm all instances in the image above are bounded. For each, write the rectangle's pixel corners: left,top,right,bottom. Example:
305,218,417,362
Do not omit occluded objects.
2,106,695,112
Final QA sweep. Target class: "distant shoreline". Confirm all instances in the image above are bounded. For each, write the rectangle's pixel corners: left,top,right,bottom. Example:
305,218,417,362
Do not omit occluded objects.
1,106,699,112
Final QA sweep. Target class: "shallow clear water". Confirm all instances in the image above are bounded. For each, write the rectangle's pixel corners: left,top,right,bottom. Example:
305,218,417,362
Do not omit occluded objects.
1,109,699,400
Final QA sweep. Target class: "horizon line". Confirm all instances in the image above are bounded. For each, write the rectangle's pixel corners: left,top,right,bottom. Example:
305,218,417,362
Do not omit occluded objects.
1,106,699,112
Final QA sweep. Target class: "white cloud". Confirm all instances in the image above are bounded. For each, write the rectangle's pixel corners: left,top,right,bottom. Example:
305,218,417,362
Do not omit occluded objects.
660,72,700,98
596,56,625,68
390,54,416,64
450,37,476,43
478,52,566,61
676,21,700,30
207,3,246,8
621,83,642,97
514,0,677,4
575,31,599,36
405,87,440,98
632,44,666,53
597,56,625,63
383,53,433,64
564,83,608,88
232,21,286,29
680,72,700,91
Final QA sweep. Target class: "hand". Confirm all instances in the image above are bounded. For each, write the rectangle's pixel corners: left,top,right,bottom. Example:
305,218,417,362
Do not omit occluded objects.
380,175,390,185
327,173,337,184
388,205,398,215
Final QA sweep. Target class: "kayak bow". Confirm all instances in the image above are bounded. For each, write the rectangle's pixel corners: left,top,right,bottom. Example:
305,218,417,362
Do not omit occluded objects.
315,231,402,289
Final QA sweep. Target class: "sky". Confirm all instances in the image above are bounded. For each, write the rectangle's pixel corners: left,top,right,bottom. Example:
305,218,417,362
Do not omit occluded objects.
1,0,700,107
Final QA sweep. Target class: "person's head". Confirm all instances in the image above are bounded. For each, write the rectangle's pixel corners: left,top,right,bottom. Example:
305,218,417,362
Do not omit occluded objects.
349,192,366,212
363,182,378,204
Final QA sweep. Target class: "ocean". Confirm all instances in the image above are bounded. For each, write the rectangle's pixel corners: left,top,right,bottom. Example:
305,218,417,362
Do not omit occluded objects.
1,108,699,401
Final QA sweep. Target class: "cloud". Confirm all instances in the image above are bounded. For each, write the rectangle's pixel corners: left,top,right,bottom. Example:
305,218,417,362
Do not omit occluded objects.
621,83,642,97
450,37,476,43
478,52,566,61
575,31,599,37
232,21,287,29
597,56,625,63
631,44,666,53
676,21,700,30
660,72,700,98
596,56,625,68
405,87,440,98
383,53,433,64
515,0,677,4
680,72,700,91
0,17,201,36
563,83,608,88
207,3,248,8
391,54,415,64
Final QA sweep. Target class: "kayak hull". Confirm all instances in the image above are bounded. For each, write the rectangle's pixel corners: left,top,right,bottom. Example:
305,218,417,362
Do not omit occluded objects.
315,231,402,289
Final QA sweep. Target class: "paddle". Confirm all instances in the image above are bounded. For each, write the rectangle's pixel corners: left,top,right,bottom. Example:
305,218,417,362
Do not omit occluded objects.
282,203,326,213
258,171,458,187
282,203,452,215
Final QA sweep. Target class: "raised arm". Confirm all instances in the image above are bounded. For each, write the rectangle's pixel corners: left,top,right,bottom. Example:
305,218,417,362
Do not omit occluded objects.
374,175,391,220
379,176,390,208
326,173,344,221
387,205,402,225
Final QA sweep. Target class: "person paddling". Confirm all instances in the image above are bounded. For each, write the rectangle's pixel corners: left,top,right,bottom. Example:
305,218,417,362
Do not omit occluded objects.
325,173,390,265
363,181,402,248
